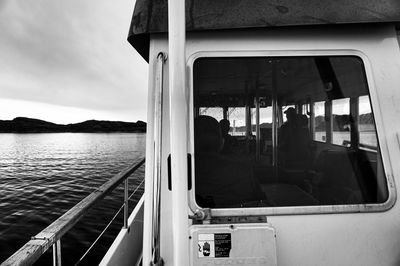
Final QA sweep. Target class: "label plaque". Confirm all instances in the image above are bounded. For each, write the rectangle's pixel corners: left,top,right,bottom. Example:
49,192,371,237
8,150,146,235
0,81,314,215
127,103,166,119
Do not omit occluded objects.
214,233,231,257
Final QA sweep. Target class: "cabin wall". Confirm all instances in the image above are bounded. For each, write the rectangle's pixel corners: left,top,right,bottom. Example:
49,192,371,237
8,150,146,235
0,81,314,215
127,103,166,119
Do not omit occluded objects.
147,25,400,265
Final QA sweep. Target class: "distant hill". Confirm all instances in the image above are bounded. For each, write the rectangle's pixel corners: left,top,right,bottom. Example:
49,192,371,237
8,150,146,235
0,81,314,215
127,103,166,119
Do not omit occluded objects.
315,113,373,131
0,117,146,133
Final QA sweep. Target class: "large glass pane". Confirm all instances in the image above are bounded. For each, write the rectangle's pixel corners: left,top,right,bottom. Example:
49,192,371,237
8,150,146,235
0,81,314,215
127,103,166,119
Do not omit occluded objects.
193,56,387,209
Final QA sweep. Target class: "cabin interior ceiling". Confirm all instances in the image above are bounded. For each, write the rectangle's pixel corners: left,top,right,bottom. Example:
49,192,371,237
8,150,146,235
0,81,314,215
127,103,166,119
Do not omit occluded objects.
194,57,369,107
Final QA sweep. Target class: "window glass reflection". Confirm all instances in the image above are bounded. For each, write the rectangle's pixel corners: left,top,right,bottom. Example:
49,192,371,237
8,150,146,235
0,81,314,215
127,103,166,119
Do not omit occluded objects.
193,56,387,209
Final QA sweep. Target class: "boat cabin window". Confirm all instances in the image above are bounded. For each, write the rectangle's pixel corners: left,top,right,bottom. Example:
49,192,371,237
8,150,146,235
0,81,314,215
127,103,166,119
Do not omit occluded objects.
193,56,388,209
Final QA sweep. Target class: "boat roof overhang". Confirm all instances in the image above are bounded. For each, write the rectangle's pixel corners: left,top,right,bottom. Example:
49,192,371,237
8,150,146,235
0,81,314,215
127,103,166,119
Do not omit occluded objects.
128,0,400,61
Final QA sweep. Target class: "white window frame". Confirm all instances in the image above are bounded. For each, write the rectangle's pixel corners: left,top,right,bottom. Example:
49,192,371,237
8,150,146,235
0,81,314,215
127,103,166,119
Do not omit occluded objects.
188,50,395,217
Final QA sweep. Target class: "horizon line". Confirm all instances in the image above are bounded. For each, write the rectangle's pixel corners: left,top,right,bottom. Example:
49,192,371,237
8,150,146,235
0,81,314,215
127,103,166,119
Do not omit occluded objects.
1,116,147,125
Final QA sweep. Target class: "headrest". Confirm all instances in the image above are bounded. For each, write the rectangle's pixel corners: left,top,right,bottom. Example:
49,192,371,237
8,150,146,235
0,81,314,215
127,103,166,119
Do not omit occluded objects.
195,115,223,153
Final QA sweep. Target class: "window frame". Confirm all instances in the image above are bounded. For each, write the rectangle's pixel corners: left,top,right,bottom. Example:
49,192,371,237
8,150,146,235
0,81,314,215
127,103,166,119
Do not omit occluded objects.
188,50,395,217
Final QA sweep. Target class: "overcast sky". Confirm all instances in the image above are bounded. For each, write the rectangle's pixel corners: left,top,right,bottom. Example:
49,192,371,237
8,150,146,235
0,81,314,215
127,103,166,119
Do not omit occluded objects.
0,0,148,124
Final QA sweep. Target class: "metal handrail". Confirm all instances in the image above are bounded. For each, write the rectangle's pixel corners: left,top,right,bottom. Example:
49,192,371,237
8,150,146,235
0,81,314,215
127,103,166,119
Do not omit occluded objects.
1,158,145,266
151,52,166,266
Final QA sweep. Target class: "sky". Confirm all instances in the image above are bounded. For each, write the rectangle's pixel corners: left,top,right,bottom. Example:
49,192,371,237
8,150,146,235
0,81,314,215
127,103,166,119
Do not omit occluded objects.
0,0,148,124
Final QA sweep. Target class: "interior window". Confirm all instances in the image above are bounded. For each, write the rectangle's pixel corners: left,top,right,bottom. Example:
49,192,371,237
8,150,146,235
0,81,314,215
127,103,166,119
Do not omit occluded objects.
302,103,310,115
332,98,351,146
228,107,246,136
358,95,377,150
199,107,223,121
193,56,388,209
282,105,295,123
313,101,326,142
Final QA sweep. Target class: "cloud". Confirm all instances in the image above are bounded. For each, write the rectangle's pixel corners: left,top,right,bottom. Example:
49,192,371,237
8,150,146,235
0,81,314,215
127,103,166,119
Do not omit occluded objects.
0,0,148,121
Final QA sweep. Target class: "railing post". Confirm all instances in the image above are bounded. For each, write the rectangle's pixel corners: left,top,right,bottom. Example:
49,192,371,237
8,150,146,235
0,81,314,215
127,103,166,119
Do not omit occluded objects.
52,239,62,266
124,178,129,229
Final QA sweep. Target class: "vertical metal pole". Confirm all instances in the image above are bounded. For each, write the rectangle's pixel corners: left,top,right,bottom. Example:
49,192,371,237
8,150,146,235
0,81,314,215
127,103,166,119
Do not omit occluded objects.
168,0,190,265
326,100,332,143
256,94,261,161
52,240,61,266
350,97,359,147
245,104,251,153
123,179,129,229
310,99,315,139
272,60,278,180
246,105,251,137
223,107,228,120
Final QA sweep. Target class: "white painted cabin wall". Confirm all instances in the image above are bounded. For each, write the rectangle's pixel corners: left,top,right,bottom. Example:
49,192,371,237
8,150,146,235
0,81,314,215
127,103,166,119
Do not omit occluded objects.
148,25,400,265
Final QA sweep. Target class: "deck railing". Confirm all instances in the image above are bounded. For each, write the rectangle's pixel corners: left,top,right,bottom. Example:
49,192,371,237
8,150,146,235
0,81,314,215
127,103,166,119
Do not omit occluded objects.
1,158,145,266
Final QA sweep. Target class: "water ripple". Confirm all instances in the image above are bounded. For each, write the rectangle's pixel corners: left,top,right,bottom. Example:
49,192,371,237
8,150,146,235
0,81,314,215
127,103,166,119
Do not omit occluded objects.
0,133,146,265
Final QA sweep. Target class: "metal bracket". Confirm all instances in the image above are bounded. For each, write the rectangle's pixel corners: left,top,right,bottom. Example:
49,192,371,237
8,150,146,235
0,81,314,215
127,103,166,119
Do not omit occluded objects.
189,208,211,221
157,52,168,62
211,215,267,224
31,236,47,240
150,258,164,266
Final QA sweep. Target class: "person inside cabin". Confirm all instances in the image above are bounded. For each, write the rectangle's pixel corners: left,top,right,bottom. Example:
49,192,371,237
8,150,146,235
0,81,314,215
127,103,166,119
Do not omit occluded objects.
194,115,267,207
219,119,238,154
296,114,313,168
278,108,305,168
278,107,297,159
279,108,313,170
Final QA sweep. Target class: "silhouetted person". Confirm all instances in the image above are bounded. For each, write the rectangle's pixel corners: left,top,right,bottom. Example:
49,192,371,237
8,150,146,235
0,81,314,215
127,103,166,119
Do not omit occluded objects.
297,114,311,142
279,109,313,169
295,114,312,168
195,115,266,207
219,119,237,154
279,107,297,156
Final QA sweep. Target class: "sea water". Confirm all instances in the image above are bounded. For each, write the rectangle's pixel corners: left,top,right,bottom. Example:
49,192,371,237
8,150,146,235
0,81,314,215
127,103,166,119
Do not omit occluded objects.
0,133,146,265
